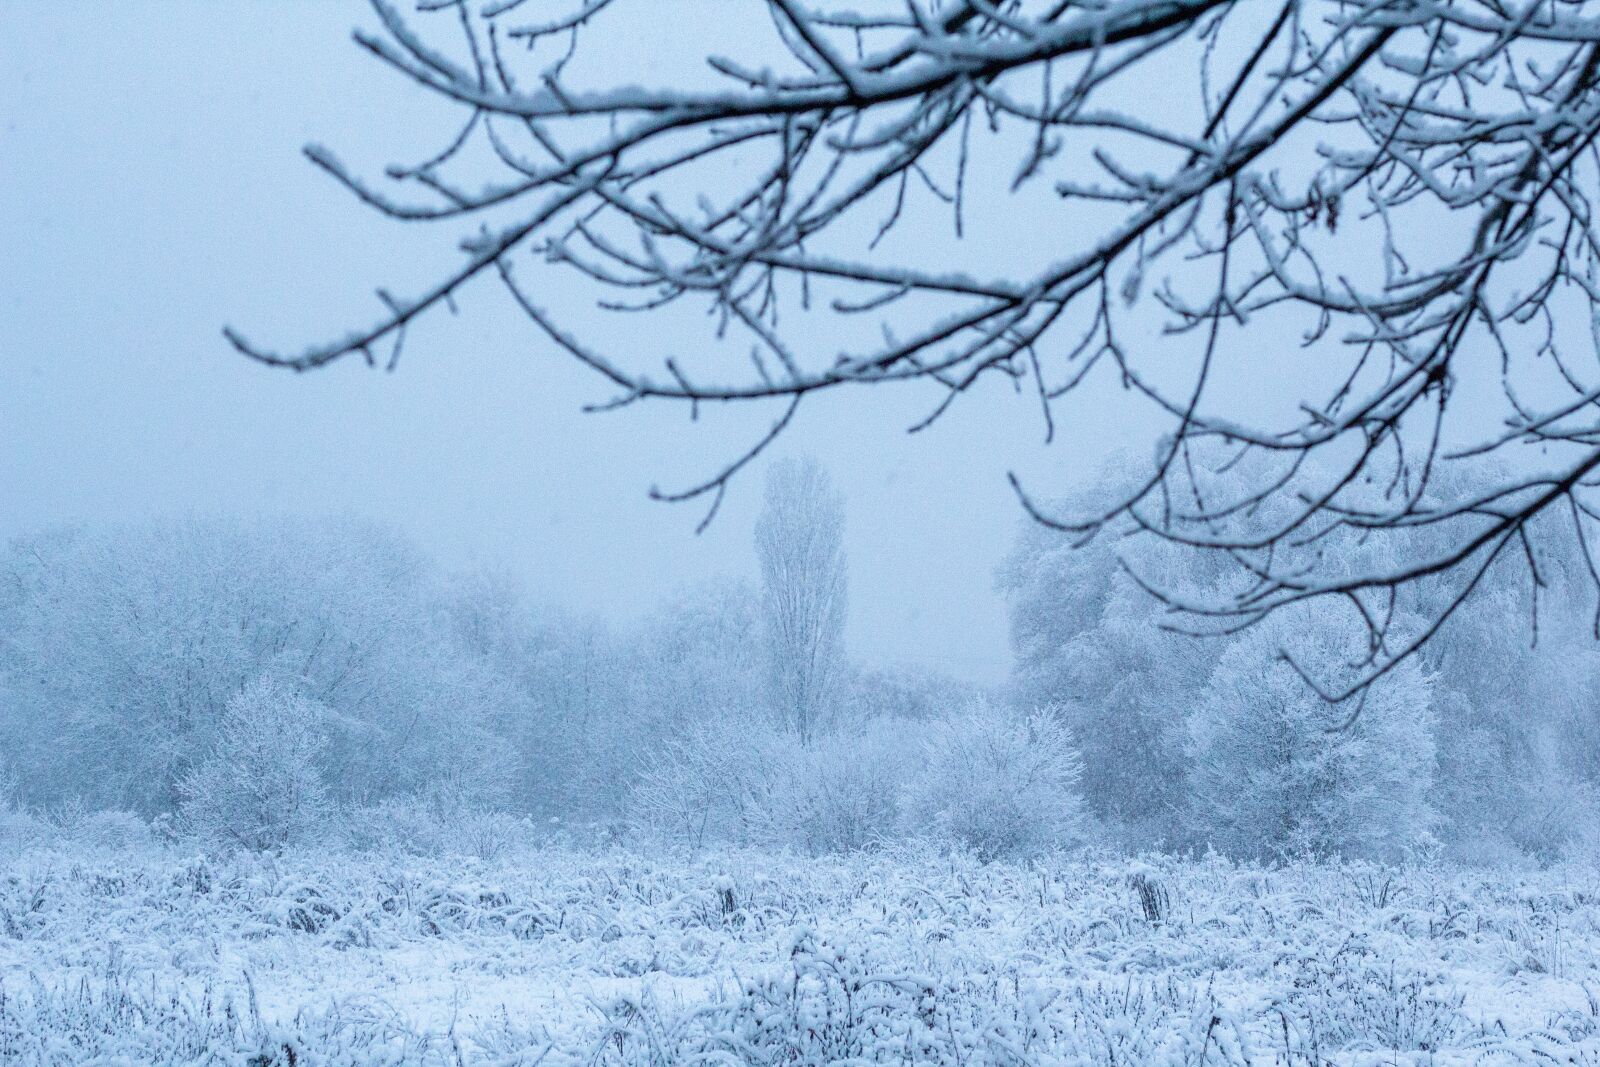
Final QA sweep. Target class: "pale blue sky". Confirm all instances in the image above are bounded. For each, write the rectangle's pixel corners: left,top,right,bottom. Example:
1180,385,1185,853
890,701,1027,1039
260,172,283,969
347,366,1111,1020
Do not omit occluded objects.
0,2,1171,683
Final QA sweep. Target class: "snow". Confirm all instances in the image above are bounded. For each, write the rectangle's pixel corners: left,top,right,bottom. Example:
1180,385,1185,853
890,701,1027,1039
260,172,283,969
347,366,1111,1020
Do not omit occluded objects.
4,843,1600,1064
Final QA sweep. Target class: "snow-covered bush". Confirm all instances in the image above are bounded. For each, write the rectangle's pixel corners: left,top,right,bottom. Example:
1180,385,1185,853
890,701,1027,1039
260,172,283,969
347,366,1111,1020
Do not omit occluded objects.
629,714,770,848
0,768,41,852
1283,947,1473,1053
632,717,911,854
743,721,911,854
904,703,1087,862
641,706,1086,860
42,800,156,852
344,784,532,860
176,677,329,851
1187,622,1438,863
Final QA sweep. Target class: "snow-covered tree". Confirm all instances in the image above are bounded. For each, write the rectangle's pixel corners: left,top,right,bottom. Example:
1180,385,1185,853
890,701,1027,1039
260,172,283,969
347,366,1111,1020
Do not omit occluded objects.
0,517,510,814
176,677,330,851
1415,540,1600,863
904,703,1086,862
1000,464,1231,850
755,458,847,742
434,568,620,821
571,579,760,820
633,577,766,738
1187,622,1438,864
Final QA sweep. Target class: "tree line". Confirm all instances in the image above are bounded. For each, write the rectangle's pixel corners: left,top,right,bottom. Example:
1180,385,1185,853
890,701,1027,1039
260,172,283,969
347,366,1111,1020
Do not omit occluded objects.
3,456,1597,864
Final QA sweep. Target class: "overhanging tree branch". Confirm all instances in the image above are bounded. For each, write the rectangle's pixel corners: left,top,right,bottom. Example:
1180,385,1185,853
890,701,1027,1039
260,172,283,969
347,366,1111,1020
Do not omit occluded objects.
229,0,1600,699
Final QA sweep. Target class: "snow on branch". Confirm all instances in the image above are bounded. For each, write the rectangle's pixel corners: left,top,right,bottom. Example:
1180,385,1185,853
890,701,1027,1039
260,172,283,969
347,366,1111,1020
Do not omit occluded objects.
228,0,1600,699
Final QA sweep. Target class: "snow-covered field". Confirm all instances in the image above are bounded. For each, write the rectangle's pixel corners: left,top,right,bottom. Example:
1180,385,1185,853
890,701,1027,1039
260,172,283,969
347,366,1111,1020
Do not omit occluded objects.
3,845,1599,1065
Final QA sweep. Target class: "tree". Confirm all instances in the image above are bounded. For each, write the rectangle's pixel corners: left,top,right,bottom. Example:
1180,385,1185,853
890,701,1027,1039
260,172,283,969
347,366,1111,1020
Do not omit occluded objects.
1414,531,1600,862
833,662,979,728
434,568,630,822
176,677,330,851
1187,619,1438,864
1006,455,1600,860
631,577,767,739
229,1,1600,692
0,517,511,814
754,457,847,742
1000,461,1235,849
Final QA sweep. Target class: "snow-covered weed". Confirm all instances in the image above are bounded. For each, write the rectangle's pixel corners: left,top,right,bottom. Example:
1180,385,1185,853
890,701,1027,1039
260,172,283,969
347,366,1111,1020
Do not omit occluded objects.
4,846,1600,1064
1281,947,1473,1053
593,935,1233,1067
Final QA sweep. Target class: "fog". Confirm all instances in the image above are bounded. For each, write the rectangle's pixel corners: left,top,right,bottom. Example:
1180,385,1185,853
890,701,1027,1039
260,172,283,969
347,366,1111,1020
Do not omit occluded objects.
0,2,1148,684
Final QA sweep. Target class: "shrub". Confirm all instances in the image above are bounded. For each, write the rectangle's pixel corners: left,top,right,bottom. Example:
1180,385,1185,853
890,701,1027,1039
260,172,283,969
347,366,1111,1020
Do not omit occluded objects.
904,703,1087,862
0,770,42,852
342,785,530,860
1283,949,1472,1053
628,714,771,848
43,800,155,852
632,716,912,854
742,721,911,854
638,706,1088,860
177,677,329,851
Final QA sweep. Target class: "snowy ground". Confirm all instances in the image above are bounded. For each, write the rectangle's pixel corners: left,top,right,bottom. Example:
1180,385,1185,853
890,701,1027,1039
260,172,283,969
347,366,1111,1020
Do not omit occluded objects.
3,844,1599,1065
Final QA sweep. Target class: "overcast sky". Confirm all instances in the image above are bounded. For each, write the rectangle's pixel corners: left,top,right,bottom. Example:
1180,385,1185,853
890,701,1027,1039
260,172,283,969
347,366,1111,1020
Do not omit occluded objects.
0,3,1171,683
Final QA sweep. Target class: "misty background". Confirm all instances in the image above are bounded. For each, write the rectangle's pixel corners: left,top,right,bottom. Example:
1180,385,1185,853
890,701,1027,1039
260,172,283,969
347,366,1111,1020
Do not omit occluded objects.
0,2,1167,685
